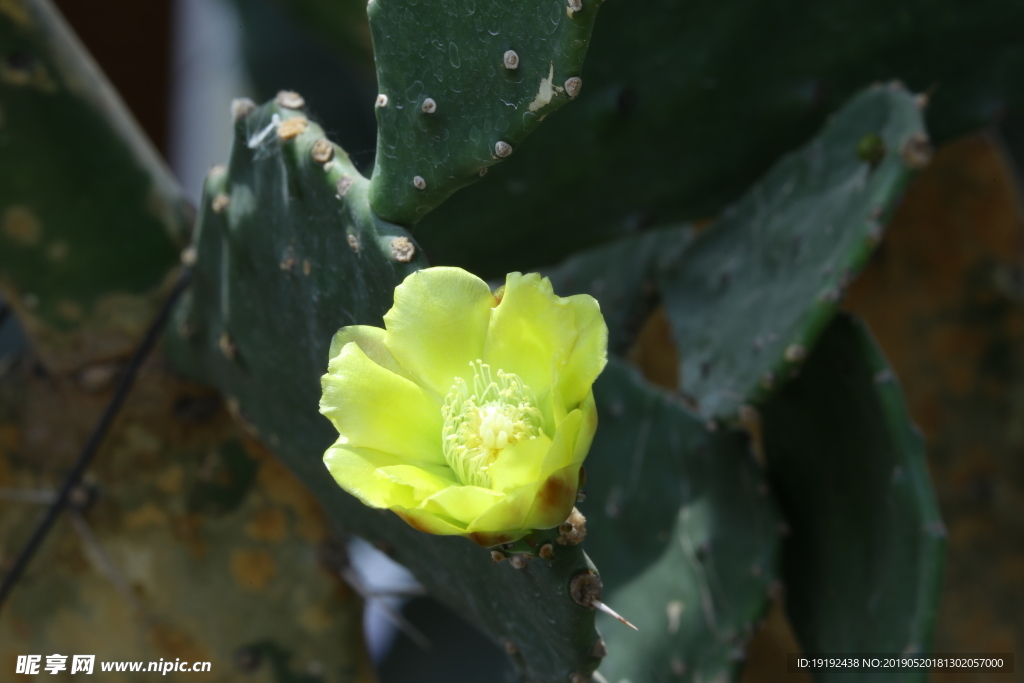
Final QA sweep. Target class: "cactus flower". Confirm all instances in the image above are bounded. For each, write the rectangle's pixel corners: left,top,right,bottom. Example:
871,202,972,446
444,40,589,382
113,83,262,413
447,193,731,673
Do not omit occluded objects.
319,267,607,547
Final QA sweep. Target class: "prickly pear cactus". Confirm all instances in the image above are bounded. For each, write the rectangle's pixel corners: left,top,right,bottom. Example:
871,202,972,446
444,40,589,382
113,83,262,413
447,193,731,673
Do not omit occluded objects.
413,0,1024,275
0,0,189,370
366,0,603,224
165,98,604,682
583,359,781,682
762,314,945,681
548,85,928,417
167,96,428,426
845,134,1024,672
662,84,928,421
542,82,945,682
10,0,1017,680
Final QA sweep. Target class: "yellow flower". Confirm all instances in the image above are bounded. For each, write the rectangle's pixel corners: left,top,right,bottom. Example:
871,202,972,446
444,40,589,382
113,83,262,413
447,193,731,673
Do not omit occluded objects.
319,267,607,547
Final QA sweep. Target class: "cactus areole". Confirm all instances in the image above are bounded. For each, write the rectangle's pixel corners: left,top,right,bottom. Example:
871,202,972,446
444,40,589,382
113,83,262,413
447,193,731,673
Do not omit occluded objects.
319,267,608,547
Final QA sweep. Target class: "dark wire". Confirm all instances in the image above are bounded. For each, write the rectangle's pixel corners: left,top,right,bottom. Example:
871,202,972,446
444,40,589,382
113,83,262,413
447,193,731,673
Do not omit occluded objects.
0,268,192,613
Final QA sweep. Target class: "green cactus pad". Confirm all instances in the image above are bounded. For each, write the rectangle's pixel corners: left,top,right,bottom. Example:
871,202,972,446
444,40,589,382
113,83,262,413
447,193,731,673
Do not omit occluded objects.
545,85,926,424
366,0,603,225
414,0,1024,276
544,88,926,424
166,99,602,683
662,84,927,421
167,99,428,392
582,359,781,682
761,314,946,677
0,0,189,332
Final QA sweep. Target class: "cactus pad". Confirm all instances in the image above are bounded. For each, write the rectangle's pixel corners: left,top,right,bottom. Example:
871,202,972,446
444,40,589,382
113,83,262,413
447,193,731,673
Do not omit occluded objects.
366,0,603,225
0,0,188,347
662,84,927,420
415,0,1024,276
761,314,946,675
582,359,780,681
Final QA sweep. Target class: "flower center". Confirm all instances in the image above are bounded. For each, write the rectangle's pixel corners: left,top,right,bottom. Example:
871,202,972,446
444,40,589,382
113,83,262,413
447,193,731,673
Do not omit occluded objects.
441,360,542,488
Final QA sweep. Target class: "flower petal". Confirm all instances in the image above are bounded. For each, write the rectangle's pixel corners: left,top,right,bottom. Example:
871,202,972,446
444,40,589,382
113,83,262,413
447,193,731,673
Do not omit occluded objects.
571,391,599,468
465,479,542,537
329,325,410,379
377,465,455,502
556,295,608,410
466,528,525,547
394,508,469,536
383,267,497,398
320,341,446,466
537,407,585,479
464,410,583,536
419,485,505,526
484,273,577,423
483,404,585,499
324,443,455,509
523,463,582,531
486,433,553,493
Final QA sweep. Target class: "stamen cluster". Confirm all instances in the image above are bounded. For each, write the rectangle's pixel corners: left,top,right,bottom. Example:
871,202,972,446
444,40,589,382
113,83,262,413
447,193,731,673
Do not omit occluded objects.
442,360,542,488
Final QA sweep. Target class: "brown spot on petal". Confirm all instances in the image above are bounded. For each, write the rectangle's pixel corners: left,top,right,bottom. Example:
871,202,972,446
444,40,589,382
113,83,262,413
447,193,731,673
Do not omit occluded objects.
394,510,429,534
468,530,516,547
537,474,575,520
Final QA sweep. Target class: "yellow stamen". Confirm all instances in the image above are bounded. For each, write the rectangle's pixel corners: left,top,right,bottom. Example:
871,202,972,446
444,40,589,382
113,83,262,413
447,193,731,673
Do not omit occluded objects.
441,360,542,487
